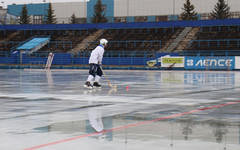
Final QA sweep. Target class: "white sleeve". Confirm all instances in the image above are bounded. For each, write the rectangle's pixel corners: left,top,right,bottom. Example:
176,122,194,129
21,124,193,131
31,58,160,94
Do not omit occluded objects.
98,48,104,65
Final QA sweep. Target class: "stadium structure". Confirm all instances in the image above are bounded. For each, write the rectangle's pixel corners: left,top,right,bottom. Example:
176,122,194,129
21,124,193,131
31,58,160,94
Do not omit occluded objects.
0,0,240,70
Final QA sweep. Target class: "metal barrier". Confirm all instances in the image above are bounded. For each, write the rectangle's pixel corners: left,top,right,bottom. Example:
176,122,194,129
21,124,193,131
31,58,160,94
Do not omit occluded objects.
86,40,162,49
200,25,240,32
0,41,21,49
29,61,45,69
182,49,240,56
0,51,164,67
46,41,73,48
188,39,240,48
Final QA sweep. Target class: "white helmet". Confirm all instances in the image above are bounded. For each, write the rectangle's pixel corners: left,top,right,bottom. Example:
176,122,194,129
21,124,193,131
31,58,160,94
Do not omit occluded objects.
100,39,108,45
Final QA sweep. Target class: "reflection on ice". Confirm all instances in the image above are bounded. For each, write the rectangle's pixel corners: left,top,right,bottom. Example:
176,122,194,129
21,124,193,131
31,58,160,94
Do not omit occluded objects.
0,70,240,150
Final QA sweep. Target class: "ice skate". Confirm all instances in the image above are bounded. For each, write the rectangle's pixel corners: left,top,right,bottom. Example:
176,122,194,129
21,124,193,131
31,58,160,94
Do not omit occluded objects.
93,82,101,88
84,81,93,89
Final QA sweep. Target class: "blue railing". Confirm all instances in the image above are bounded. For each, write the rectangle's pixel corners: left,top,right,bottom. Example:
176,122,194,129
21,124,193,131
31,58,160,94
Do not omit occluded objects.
45,41,73,48
200,24,240,32
16,28,91,36
0,51,168,67
182,49,240,56
105,27,176,34
86,40,162,49
0,41,21,49
188,39,240,48
0,51,10,57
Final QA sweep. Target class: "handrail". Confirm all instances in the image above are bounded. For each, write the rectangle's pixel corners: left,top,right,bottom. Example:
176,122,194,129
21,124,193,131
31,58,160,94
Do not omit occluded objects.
200,25,240,32
46,41,73,48
188,39,240,47
182,49,240,57
190,39,240,42
85,40,162,49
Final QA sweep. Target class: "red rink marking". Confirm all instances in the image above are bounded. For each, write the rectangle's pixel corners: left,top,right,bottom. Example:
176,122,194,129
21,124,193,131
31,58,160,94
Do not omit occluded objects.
24,101,240,150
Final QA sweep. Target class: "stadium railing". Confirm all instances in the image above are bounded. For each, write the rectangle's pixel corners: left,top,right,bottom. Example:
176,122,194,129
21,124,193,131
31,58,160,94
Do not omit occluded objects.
182,49,240,56
85,40,162,49
200,24,240,32
188,39,240,48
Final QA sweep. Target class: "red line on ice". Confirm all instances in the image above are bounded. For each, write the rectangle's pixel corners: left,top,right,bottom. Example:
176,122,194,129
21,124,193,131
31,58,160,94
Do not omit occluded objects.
24,100,240,150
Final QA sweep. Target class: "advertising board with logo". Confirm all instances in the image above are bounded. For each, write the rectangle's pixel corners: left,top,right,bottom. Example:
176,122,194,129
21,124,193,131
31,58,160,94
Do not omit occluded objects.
185,57,235,70
235,56,240,69
161,57,184,68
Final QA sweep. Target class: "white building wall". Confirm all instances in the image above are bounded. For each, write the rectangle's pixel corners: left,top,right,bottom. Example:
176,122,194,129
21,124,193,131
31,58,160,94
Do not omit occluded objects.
114,0,240,17
52,2,87,24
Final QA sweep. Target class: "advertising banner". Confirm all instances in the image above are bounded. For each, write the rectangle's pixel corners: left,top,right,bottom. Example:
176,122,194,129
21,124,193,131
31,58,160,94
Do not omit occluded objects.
235,56,240,69
185,57,235,70
161,57,184,67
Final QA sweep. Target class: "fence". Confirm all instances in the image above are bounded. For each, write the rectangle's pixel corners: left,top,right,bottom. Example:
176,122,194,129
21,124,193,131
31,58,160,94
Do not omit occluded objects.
182,49,240,56
188,39,240,48
0,51,178,69
86,40,162,49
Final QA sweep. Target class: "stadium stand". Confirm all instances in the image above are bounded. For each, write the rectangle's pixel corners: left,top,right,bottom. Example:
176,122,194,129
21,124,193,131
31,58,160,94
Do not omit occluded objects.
2,23,240,57
95,27,184,52
184,25,240,56
0,27,184,55
39,29,97,53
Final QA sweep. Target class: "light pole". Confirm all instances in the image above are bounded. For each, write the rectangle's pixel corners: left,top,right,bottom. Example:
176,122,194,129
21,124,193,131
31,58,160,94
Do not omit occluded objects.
1,1,4,8
43,0,46,24
1,1,6,25
84,0,86,23
173,0,175,21
127,0,129,22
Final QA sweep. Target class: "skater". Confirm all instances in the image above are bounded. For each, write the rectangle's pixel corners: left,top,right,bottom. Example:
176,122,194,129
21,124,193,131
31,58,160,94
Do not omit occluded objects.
84,38,108,89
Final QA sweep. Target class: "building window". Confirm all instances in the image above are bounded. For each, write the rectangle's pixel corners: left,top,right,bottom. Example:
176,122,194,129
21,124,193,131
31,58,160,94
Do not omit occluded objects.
114,17,126,23
134,16,147,22
156,16,168,22
231,12,240,19
33,15,43,24
201,13,211,20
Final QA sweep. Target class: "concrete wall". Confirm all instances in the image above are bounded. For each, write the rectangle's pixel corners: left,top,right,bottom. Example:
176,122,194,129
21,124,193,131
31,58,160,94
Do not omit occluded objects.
52,2,87,24
6,0,240,24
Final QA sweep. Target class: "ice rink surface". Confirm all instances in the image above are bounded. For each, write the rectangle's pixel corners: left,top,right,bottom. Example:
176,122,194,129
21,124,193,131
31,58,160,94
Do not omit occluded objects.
0,69,240,150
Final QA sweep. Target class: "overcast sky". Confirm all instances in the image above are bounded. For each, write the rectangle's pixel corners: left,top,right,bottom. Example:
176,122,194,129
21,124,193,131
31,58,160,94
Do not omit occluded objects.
1,0,88,8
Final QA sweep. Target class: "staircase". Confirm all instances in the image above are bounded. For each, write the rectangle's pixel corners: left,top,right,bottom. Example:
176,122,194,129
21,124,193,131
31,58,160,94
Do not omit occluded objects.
69,29,105,53
163,27,192,53
0,31,19,48
3,31,19,41
158,29,182,52
174,27,200,53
